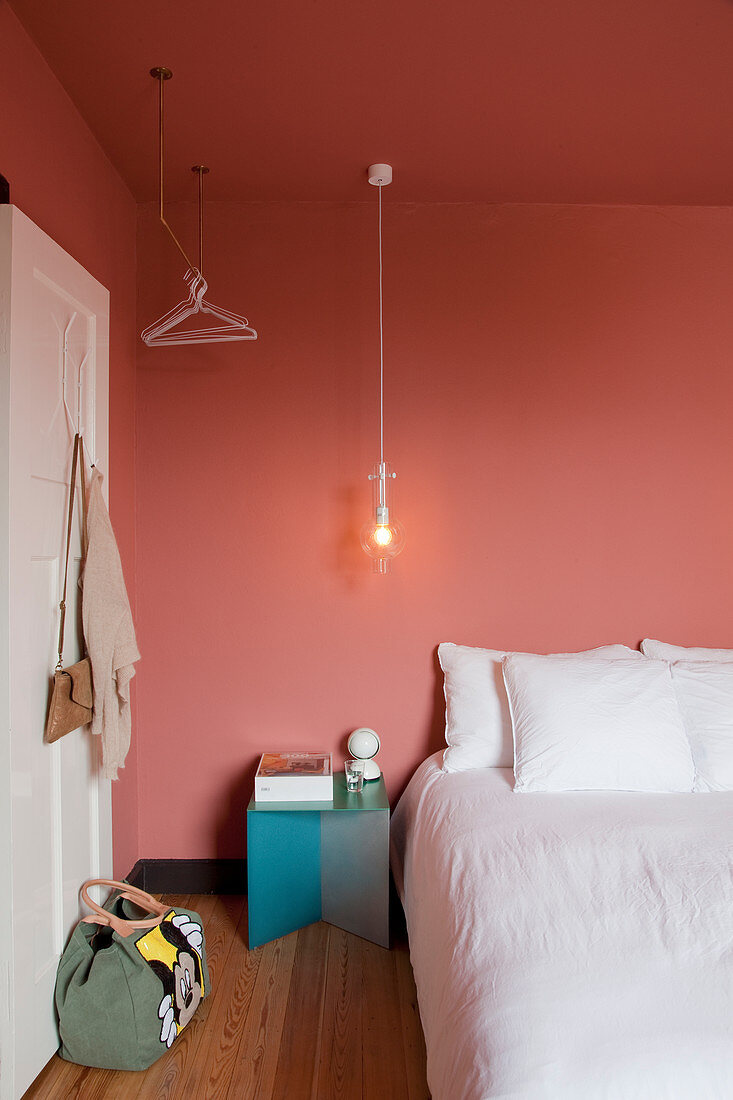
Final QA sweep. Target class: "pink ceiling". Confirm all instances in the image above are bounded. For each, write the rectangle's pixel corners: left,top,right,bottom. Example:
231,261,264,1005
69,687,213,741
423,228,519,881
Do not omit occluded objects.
9,0,733,204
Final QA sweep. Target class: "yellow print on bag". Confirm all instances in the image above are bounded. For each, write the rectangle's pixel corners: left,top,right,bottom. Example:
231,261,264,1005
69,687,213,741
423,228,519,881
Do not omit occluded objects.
135,911,205,1048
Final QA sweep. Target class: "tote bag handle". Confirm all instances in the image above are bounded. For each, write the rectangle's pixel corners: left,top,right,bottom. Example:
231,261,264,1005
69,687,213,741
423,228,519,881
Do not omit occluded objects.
80,878,170,939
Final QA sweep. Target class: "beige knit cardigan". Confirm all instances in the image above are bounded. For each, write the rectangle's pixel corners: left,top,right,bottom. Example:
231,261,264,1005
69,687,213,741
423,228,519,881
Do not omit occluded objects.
82,469,140,780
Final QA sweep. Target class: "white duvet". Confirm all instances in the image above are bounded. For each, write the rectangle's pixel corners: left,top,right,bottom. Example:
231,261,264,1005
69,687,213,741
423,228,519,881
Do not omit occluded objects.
391,754,733,1100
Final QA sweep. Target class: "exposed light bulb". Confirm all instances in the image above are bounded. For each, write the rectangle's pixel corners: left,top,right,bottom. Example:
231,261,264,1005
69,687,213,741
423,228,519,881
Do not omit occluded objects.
373,525,393,547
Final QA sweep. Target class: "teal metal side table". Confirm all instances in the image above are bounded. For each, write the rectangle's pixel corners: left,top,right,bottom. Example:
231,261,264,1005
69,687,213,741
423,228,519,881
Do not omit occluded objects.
247,773,390,949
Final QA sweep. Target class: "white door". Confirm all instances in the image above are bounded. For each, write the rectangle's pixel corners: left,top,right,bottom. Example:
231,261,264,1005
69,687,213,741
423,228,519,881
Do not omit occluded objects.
0,206,112,1099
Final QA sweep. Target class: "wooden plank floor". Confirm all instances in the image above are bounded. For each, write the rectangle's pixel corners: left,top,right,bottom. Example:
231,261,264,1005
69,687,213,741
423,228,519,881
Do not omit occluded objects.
23,895,429,1100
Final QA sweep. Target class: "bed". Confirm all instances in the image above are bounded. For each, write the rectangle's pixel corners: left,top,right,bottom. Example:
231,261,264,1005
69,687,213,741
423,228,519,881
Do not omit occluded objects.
391,753,733,1099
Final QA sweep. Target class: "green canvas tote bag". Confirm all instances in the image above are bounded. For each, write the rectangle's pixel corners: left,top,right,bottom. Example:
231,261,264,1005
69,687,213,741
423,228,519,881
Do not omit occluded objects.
55,879,209,1070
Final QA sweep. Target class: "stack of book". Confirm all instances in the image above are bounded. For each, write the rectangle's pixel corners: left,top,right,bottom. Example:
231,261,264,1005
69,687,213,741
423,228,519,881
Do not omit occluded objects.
254,751,333,802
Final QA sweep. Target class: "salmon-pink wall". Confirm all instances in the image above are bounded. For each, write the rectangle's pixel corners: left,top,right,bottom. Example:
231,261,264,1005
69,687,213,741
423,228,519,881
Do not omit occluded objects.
0,2,139,874
135,200,733,859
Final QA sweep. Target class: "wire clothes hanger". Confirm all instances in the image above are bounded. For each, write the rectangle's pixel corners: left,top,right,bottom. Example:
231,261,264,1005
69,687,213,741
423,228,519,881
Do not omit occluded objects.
141,68,257,347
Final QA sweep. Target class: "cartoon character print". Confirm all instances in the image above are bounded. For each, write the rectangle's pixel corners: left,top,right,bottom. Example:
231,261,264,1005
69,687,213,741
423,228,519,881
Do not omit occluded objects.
134,911,205,1048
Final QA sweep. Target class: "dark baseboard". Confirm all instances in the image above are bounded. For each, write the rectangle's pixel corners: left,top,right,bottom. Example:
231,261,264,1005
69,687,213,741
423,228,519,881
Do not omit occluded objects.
126,858,246,895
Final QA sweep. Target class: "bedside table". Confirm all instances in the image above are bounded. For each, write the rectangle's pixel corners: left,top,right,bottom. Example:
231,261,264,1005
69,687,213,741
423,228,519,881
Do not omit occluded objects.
247,773,390,950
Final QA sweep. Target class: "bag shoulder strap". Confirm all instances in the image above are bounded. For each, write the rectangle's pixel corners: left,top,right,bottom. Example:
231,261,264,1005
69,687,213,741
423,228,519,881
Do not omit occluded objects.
80,879,170,939
56,434,88,671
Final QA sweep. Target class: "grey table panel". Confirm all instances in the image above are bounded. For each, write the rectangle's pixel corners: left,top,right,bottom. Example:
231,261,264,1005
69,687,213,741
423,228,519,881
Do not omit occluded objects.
321,808,390,948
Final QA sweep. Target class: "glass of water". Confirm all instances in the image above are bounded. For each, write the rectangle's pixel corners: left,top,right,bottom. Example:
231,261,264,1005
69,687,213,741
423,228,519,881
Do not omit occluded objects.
344,758,365,793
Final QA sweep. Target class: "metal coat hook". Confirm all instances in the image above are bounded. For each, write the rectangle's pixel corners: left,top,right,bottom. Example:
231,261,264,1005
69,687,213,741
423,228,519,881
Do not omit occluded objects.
58,311,96,465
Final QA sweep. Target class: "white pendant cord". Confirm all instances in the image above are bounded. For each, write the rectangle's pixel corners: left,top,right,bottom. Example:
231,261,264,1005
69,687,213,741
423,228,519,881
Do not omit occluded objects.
378,181,384,468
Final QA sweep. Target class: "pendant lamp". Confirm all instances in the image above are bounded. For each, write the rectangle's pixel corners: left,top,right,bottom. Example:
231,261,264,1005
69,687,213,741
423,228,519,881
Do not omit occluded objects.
360,164,405,574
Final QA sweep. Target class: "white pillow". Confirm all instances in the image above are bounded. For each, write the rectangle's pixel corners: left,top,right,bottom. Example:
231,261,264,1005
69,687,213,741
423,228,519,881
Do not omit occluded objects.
670,661,733,792
503,654,695,793
439,642,642,772
642,639,733,662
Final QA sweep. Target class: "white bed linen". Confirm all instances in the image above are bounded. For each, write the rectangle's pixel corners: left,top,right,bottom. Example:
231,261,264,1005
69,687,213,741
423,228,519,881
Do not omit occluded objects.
391,754,733,1100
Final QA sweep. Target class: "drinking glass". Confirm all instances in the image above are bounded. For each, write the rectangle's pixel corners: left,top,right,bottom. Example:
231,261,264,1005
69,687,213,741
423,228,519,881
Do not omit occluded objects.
344,758,365,793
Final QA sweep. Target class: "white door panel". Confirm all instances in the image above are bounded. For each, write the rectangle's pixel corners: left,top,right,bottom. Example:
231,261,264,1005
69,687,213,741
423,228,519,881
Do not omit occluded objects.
0,206,111,1099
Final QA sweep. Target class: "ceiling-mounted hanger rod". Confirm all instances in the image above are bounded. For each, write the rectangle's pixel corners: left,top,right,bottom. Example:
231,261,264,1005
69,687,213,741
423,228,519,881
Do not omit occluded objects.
191,165,209,277
150,66,197,273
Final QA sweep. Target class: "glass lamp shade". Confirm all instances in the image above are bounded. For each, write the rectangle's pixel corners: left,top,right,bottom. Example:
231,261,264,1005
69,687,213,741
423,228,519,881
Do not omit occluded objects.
361,460,405,574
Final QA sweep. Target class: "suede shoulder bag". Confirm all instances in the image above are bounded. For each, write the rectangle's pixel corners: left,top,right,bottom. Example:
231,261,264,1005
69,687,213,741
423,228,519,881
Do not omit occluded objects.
45,433,93,743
